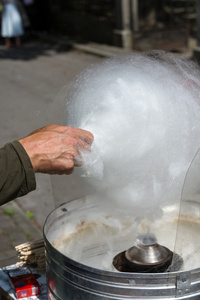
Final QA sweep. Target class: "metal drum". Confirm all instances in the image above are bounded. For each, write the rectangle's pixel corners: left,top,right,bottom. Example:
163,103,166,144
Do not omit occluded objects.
43,197,200,300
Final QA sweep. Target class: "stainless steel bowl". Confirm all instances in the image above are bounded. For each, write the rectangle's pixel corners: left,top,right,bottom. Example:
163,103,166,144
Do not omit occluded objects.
44,197,200,300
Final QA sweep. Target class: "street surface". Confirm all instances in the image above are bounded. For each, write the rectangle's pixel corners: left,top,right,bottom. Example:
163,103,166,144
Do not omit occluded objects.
0,37,101,265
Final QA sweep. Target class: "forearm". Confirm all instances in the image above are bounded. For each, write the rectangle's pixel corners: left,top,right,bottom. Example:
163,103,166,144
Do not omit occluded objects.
0,140,36,205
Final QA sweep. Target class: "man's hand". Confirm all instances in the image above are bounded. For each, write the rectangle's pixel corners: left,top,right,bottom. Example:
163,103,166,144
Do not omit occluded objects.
19,125,94,175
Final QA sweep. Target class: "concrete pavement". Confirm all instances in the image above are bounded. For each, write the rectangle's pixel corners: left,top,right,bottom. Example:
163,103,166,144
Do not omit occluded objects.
0,37,102,267
0,201,42,267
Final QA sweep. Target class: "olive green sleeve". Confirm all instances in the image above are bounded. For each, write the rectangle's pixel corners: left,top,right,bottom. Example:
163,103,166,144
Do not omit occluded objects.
0,140,36,205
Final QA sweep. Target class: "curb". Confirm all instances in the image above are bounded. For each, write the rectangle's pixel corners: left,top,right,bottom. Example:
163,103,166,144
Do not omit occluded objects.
36,33,134,58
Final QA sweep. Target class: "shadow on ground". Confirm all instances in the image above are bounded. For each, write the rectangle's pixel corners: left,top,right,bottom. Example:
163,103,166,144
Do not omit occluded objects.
0,35,72,61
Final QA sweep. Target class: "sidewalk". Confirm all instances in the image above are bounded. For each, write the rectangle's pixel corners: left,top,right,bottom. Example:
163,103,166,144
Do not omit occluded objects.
0,201,42,268
37,32,195,59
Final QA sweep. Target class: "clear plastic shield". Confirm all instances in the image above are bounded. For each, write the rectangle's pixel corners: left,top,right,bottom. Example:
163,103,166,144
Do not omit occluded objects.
173,148,200,271
49,53,200,275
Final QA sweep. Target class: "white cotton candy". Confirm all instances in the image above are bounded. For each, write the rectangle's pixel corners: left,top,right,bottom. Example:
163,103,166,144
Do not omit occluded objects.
80,141,104,179
61,51,200,220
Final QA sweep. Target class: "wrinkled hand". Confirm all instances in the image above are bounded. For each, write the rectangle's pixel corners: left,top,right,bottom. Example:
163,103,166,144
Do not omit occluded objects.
19,124,94,175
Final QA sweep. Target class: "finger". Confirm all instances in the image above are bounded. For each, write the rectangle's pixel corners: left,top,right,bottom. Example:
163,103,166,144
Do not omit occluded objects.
59,147,81,168
51,125,94,145
74,154,83,167
63,167,74,175
77,129,94,145
54,159,75,175
77,138,92,152
52,167,74,175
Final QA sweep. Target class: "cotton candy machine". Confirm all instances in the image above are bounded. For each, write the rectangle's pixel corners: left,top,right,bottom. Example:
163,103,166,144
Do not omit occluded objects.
44,52,200,299
44,187,200,299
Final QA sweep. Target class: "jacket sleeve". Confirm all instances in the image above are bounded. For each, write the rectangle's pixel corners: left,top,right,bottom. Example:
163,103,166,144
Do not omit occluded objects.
0,140,36,205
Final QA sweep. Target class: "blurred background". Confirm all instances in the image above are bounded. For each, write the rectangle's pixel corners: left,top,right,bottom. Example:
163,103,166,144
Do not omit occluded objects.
22,0,199,54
